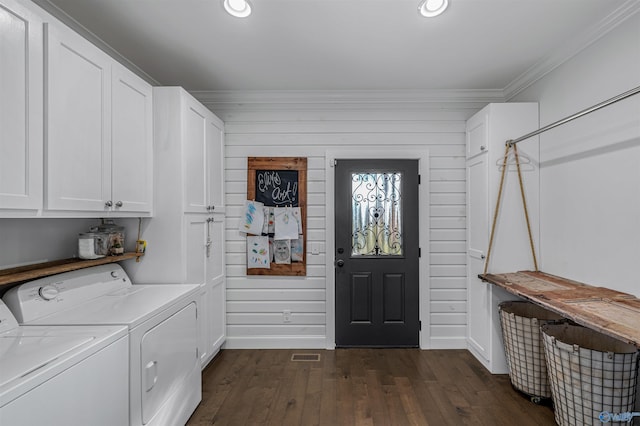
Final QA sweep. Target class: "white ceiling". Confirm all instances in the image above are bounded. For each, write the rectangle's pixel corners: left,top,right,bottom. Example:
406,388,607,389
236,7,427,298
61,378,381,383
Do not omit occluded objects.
39,0,632,94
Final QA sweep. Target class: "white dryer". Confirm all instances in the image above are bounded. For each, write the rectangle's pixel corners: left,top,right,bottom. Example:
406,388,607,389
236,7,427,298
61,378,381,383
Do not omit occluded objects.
3,264,202,426
0,299,128,426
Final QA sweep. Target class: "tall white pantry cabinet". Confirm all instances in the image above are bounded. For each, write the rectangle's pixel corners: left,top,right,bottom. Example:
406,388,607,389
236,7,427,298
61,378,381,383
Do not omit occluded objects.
466,103,539,374
127,87,226,368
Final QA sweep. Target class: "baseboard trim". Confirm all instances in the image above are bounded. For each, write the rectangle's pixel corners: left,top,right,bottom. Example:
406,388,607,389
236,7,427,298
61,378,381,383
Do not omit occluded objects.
428,337,467,350
224,336,327,349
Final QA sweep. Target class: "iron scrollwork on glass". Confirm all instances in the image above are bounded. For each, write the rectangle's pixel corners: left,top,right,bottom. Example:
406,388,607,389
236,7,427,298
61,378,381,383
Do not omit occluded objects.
351,172,403,256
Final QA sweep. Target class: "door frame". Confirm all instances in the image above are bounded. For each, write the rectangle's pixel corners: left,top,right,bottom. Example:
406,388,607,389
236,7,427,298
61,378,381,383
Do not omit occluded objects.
325,149,430,349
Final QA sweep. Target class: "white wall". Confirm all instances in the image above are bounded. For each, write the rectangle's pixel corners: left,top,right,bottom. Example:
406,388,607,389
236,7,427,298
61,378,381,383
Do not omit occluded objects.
199,98,487,349
0,218,100,271
511,12,640,296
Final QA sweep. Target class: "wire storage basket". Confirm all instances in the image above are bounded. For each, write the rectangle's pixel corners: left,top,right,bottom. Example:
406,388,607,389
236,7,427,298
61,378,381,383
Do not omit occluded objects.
541,323,639,426
499,301,565,402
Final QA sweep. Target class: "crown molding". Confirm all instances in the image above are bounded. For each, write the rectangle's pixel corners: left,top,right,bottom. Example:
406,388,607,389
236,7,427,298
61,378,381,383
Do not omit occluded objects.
503,0,640,100
191,89,505,110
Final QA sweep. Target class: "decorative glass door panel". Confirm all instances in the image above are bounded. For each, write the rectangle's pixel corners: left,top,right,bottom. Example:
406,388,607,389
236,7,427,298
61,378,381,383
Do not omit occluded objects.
351,172,403,256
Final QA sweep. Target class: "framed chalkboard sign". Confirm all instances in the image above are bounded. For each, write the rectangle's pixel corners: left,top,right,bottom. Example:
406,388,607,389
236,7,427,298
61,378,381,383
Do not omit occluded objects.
247,157,307,276
255,169,299,207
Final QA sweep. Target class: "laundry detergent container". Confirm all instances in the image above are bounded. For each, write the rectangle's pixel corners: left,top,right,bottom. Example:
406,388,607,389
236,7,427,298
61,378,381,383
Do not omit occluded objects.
498,301,565,402
541,323,639,426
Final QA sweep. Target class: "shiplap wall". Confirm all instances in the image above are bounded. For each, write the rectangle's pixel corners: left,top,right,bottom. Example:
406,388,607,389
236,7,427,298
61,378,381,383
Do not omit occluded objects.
194,96,490,349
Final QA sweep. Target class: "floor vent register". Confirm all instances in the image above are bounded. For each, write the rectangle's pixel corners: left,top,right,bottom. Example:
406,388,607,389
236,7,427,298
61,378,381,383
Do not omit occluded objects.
291,353,321,362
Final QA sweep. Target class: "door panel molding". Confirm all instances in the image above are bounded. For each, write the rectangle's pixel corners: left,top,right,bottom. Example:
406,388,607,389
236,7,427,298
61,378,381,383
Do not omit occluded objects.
325,149,430,349
350,272,372,323
383,273,405,323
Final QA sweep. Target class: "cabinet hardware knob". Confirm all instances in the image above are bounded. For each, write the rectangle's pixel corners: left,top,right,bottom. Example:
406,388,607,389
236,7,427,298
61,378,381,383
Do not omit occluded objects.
105,200,113,207
115,201,123,208
480,145,486,151
480,254,486,259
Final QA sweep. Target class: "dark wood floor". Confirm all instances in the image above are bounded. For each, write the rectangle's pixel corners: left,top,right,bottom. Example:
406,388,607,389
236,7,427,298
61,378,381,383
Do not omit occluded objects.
187,349,556,426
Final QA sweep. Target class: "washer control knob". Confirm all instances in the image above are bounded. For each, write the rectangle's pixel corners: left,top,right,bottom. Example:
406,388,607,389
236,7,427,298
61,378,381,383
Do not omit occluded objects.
39,285,59,301
111,271,119,279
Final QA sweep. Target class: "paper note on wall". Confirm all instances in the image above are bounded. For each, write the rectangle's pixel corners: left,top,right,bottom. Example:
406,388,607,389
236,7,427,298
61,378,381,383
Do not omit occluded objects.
262,207,275,235
291,237,304,262
240,200,265,235
273,207,299,240
292,207,303,234
274,239,291,264
247,236,270,269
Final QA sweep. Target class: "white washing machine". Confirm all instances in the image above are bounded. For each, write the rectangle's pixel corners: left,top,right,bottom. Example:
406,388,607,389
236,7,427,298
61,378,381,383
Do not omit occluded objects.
0,299,128,426
3,264,202,426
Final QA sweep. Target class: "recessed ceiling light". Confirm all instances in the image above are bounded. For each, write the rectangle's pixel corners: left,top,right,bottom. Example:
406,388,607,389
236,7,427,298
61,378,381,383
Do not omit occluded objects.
223,0,252,18
418,0,449,17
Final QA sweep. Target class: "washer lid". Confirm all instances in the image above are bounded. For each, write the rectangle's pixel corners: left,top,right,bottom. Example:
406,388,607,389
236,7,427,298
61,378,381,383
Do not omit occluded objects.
0,334,94,388
0,324,127,407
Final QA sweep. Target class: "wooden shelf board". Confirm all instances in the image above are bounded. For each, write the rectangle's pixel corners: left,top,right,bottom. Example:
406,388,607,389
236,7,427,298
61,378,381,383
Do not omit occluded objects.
0,253,143,287
480,270,640,348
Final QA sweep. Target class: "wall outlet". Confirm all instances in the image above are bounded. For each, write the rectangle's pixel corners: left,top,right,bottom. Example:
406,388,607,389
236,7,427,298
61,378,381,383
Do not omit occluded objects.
283,310,292,323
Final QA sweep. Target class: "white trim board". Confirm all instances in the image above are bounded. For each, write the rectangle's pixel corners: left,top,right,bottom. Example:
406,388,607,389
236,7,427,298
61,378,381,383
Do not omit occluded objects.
325,149,431,350
223,336,327,350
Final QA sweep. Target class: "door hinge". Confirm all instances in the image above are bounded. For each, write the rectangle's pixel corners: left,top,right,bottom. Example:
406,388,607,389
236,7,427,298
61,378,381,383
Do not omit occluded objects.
418,174,421,184
418,247,421,258
334,159,338,166
419,321,422,331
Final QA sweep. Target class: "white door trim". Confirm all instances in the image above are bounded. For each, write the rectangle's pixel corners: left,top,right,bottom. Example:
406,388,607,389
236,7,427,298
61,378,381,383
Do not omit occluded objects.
325,149,431,349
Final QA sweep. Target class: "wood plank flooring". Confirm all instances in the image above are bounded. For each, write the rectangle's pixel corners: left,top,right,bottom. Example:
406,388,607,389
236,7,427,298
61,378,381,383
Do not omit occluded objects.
187,349,556,425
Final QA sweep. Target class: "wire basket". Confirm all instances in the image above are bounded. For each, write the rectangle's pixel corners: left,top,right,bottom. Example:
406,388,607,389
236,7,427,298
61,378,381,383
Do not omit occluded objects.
541,323,639,426
499,301,565,402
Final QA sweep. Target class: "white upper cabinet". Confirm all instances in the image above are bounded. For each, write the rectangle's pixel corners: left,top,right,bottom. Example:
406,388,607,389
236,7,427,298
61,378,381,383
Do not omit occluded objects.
0,0,43,213
466,109,488,159
111,62,153,213
183,96,209,213
207,118,225,213
182,94,225,214
45,21,111,212
45,21,152,215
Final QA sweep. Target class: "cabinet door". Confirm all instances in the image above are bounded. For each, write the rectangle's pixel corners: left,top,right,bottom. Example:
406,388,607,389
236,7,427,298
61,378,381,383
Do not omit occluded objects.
204,216,226,363
466,154,490,360
0,0,43,212
209,276,226,357
466,110,488,159
183,95,208,213
207,117,225,212
206,215,225,283
185,215,208,363
45,22,112,211
111,63,153,214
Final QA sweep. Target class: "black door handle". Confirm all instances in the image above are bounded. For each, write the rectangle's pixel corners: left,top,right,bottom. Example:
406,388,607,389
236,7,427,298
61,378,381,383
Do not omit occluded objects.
336,259,345,267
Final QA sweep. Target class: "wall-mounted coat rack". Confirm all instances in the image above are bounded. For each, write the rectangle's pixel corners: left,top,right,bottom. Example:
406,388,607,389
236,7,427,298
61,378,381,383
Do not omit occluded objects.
480,85,640,346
